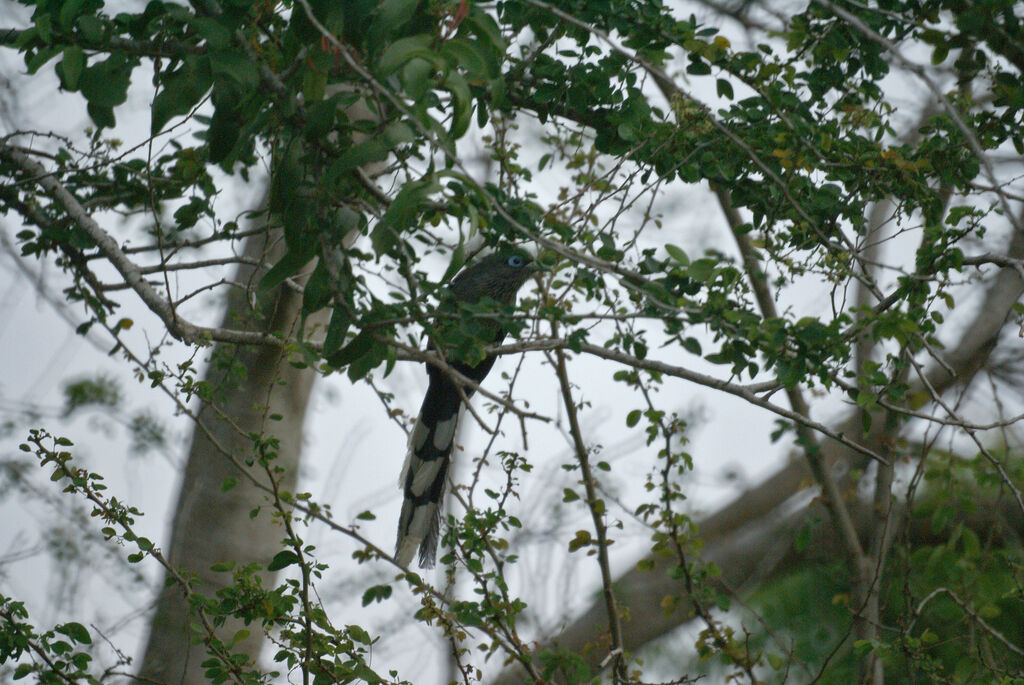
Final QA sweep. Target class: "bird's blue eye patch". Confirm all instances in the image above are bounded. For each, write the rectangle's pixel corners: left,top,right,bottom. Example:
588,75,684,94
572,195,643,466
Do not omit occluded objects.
507,255,525,267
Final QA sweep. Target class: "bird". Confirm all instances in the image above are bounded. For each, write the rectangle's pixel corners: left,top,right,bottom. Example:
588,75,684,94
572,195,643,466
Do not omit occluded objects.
396,246,539,568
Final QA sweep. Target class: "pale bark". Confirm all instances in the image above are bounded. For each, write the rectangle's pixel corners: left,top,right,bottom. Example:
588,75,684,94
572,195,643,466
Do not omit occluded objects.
138,224,329,684
138,87,381,683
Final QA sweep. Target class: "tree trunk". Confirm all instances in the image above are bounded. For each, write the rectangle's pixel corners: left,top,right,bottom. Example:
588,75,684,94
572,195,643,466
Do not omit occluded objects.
138,223,327,683
138,87,381,683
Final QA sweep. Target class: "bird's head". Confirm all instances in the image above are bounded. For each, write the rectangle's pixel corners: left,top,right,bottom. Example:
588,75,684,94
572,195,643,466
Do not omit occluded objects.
449,246,541,304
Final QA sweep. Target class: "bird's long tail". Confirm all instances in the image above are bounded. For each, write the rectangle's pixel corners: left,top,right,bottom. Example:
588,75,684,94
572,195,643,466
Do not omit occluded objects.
396,373,462,567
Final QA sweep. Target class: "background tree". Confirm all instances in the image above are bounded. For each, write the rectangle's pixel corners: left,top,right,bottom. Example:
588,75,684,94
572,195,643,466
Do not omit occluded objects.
1,1,1022,684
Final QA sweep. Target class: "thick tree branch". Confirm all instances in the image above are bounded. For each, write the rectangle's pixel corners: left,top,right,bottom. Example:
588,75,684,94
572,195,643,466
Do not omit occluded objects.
2,145,205,342
0,27,204,57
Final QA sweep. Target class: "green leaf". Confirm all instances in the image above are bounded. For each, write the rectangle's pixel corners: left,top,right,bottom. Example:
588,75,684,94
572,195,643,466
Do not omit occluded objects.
665,244,688,264
401,56,436,100
372,0,418,35
209,49,259,91
331,120,414,175
681,337,701,355
371,176,440,255
25,45,61,75
260,249,313,292
267,550,300,571
361,584,393,606
207,106,241,164
333,138,388,175
687,258,717,282
301,261,333,315
686,57,711,75
323,306,352,356
58,0,91,29
441,38,489,79
626,409,642,427
327,329,374,368
716,78,734,100
152,55,212,134
440,241,467,283
76,14,104,42
567,529,592,552
377,34,437,77
86,102,113,128
56,622,91,645
852,639,873,657
464,7,506,55
190,16,232,50
79,53,131,109
347,343,384,381
443,70,473,138
349,624,373,645
304,98,338,137
58,46,85,90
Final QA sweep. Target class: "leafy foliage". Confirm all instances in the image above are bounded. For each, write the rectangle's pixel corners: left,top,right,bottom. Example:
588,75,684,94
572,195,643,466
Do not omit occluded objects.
1,0,1023,683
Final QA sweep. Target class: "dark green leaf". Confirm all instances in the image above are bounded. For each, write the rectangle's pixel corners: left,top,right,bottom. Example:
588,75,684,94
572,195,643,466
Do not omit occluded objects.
665,244,688,264
59,46,85,90
371,0,418,36
377,34,437,76
328,329,374,368
371,176,440,255
56,622,91,645
209,49,259,91
152,56,212,134
259,249,313,293
267,550,300,571
323,306,352,356
444,71,473,138
207,106,241,164
87,102,115,129
301,261,333,315
361,584,392,606
79,53,131,108
441,39,489,79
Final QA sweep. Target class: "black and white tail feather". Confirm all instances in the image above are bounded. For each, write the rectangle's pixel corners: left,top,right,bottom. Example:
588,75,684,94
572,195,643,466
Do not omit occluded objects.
395,247,538,568
395,359,489,567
